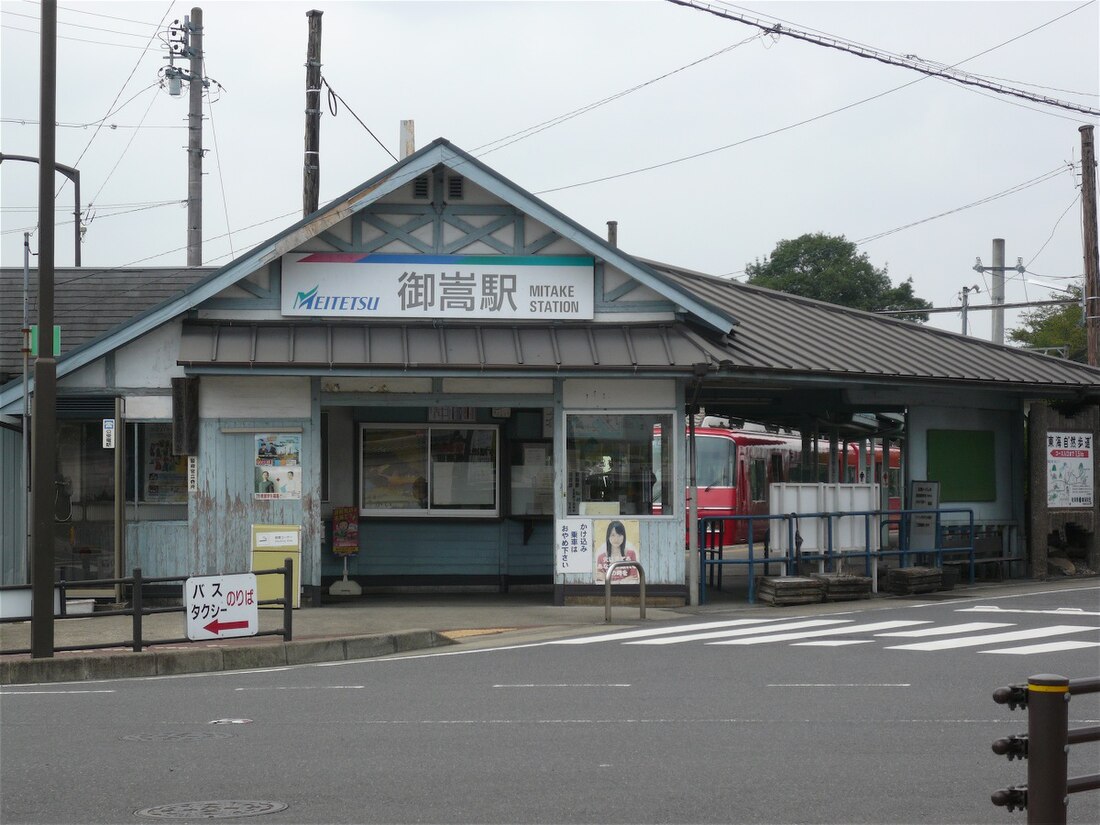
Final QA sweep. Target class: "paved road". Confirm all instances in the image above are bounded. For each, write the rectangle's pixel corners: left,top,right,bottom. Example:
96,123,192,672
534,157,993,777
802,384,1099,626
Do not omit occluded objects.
2,584,1098,824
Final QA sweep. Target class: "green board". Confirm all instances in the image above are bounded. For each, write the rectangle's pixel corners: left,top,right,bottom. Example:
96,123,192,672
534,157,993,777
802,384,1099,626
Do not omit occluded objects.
927,429,996,501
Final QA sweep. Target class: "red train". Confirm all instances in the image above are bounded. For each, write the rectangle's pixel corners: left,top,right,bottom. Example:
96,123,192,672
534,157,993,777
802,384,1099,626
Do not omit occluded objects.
683,418,902,546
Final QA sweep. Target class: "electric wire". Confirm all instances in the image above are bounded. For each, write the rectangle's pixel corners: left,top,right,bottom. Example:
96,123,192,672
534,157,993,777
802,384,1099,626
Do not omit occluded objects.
62,1,178,206
0,22,162,49
204,60,235,259
320,77,398,163
670,0,1099,115
471,32,763,156
2,8,160,38
854,165,1076,245
85,87,161,211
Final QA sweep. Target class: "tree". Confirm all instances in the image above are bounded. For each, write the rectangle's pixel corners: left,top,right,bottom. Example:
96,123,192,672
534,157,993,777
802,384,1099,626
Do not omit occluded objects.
1007,284,1086,361
745,233,932,322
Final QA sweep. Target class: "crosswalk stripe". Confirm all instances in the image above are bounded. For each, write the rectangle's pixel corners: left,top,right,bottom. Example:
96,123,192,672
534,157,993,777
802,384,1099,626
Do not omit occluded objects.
710,620,929,645
549,618,777,645
877,622,1013,637
791,640,874,647
625,619,852,646
982,640,1100,655
884,625,1098,651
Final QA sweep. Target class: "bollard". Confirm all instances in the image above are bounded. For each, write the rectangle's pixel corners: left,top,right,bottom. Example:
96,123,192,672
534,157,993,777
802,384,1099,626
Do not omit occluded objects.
283,558,294,642
604,561,645,623
131,568,143,653
1028,674,1069,825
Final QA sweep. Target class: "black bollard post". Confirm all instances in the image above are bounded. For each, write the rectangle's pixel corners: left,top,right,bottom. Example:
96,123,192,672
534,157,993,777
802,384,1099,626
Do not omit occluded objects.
1028,674,1069,825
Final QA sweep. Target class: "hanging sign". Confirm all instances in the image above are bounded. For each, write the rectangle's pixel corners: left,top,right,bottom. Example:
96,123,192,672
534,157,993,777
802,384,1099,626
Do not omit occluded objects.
102,418,116,449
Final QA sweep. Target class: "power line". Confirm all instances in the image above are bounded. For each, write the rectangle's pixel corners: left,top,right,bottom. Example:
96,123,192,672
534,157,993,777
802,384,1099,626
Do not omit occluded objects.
670,0,1100,116
854,165,1076,245
1,8,160,38
320,78,398,163
472,32,763,156
0,22,161,50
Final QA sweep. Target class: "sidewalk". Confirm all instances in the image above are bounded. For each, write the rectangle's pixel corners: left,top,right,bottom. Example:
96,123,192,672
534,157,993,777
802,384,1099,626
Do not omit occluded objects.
2,578,1093,686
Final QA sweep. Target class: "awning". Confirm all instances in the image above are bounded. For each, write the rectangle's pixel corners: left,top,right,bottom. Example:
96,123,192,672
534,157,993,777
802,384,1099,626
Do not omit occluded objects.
178,320,733,373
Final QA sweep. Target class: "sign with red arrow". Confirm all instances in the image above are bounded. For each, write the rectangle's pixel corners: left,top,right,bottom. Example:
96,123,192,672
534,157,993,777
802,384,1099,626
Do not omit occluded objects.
185,573,259,641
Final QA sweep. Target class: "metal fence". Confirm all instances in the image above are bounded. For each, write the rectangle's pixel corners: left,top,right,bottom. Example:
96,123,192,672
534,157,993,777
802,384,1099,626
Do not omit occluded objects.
991,673,1100,824
698,508,979,604
0,559,294,656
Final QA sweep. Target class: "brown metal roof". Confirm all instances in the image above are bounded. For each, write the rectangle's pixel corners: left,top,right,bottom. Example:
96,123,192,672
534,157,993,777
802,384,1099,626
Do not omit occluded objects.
177,320,731,373
643,260,1100,395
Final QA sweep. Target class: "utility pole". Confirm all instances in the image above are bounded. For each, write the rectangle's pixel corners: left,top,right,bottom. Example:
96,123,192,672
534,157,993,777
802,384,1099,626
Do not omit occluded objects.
1081,125,1099,366
164,9,206,265
303,10,323,217
992,239,1005,344
31,0,58,659
187,8,203,266
960,284,980,335
973,243,1024,344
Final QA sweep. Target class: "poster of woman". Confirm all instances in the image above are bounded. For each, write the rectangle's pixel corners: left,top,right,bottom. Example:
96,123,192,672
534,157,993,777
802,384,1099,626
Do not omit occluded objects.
593,518,641,584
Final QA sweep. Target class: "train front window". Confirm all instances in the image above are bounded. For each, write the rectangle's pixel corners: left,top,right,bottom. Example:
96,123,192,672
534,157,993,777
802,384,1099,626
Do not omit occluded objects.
695,436,734,489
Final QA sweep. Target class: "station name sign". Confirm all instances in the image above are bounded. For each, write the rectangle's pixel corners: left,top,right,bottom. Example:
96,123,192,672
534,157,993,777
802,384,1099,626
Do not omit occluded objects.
281,253,594,321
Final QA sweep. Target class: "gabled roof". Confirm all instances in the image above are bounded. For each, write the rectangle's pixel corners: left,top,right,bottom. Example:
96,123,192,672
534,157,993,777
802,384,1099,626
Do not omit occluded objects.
644,259,1100,397
0,138,736,411
0,266,215,382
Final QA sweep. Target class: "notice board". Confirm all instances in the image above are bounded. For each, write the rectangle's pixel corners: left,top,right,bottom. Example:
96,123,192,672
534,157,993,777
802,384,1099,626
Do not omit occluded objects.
927,429,996,502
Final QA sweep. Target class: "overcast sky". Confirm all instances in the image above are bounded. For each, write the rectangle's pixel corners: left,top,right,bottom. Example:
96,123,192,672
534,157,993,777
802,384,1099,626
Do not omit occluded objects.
1,0,1097,342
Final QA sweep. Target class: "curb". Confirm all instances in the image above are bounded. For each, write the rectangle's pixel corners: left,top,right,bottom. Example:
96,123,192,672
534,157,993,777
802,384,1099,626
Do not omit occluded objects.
0,629,453,686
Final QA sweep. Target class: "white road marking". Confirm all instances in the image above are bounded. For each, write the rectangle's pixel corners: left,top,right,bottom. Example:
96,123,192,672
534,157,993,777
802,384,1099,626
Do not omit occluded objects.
711,620,929,645
0,689,116,695
959,606,1100,617
625,619,852,646
549,618,779,645
791,640,874,647
982,640,1100,655
877,622,1013,637
885,625,1099,651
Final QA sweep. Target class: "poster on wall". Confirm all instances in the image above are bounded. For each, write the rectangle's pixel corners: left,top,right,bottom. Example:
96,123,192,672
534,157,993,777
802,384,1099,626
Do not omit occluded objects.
254,433,301,500
555,518,593,576
1047,431,1093,508
593,518,641,585
145,424,187,503
331,506,360,556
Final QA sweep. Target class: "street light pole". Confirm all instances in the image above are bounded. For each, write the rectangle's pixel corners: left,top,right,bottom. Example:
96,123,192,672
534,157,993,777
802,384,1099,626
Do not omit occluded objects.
31,0,59,658
0,152,81,267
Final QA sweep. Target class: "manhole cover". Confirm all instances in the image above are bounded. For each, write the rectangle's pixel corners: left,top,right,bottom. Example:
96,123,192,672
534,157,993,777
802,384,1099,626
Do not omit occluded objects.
135,801,287,819
209,718,252,725
122,732,235,742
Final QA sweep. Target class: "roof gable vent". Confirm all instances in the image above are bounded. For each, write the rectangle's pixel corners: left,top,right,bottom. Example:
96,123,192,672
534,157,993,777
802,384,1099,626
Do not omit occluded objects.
413,175,429,199
447,175,464,200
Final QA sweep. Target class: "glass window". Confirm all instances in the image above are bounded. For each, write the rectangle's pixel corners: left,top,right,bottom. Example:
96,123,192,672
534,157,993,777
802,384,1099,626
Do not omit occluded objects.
566,413,672,516
749,458,767,501
695,435,734,488
360,425,498,517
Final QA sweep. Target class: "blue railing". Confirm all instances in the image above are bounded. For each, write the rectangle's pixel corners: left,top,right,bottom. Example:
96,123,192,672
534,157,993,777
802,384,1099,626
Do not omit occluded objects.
698,507,977,604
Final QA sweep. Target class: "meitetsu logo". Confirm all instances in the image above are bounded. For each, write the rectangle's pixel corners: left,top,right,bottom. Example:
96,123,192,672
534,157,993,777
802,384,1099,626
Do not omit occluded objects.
294,285,380,313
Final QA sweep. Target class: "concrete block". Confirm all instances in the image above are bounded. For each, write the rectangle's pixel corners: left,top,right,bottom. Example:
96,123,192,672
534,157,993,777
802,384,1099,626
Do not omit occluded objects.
221,645,288,672
0,656,88,686
284,639,346,665
393,629,452,652
84,653,158,682
344,635,396,660
155,648,225,676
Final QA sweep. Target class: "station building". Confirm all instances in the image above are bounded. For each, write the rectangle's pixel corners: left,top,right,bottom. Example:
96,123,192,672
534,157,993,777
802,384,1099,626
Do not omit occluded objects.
1,138,1098,604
